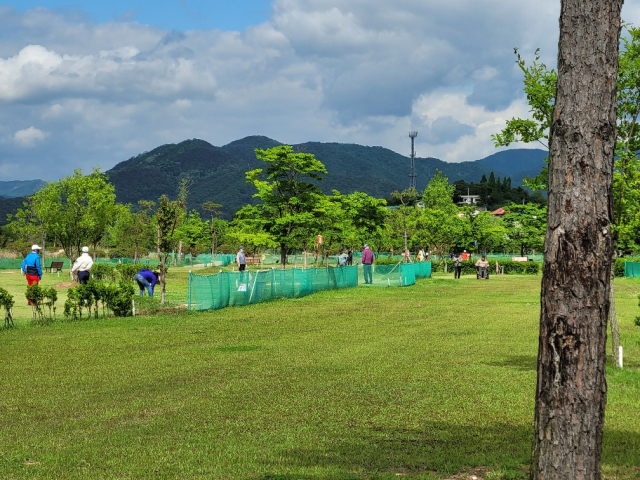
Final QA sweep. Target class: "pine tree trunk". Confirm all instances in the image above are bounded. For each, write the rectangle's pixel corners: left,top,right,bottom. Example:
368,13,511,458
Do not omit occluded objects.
531,1,623,478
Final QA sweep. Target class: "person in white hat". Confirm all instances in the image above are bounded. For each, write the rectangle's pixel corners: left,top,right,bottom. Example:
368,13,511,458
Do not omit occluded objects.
71,246,94,284
21,245,42,304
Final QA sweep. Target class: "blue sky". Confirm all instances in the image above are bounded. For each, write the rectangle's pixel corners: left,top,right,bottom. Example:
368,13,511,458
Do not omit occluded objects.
2,1,640,182
4,1,271,31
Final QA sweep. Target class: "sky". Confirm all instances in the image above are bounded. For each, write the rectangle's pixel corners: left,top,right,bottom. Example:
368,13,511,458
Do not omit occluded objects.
1,1,640,181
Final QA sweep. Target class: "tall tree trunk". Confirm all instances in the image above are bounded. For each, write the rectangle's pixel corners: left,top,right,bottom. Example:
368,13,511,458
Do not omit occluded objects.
280,243,287,269
531,1,623,479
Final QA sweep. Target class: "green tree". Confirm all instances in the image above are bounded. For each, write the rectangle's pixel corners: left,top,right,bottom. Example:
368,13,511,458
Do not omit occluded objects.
30,169,118,262
391,187,419,258
421,170,456,214
491,48,556,190
469,211,506,255
501,202,546,256
154,194,185,304
104,202,155,261
246,145,327,267
202,202,223,256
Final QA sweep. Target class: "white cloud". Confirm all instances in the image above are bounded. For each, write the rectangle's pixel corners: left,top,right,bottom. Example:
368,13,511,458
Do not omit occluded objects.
1,1,639,180
14,126,47,146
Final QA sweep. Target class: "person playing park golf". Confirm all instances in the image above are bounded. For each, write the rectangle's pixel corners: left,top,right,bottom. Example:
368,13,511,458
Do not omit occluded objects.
475,254,490,279
361,244,374,284
21,245,42,305
236,246,246,271
337,248,348,267
134,268,157,297
71,246,94,284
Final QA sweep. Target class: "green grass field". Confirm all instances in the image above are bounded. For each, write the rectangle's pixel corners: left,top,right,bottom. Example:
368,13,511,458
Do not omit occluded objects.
1,269,640,479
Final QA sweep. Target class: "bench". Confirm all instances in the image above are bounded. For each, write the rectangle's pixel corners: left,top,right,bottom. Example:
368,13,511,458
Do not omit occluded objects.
245,257,261,265
511,256,529,262
45,261,64,274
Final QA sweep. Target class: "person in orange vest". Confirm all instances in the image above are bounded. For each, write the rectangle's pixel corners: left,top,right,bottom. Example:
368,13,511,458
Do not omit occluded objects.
461,250,469,261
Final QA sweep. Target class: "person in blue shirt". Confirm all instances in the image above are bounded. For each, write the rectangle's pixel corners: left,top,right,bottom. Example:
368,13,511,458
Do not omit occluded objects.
134,268,157,297
21,245,43,305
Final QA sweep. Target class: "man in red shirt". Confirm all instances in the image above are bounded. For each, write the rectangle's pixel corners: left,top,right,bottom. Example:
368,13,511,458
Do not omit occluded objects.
361,244,374,284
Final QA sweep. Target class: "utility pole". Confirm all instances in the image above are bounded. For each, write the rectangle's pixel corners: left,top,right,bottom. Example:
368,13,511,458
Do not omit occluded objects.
409,131,418,189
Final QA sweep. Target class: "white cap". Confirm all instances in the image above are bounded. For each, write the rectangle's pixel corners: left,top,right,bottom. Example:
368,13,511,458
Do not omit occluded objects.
82,246,89,253
31,244,41,251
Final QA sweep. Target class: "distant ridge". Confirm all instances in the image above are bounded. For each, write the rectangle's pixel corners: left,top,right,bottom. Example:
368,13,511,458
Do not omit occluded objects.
0,138,547,223
0,179,46,198
105,137,546,218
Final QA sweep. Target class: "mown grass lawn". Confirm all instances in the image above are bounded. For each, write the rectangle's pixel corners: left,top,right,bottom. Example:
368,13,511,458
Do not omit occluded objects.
1,271,640,479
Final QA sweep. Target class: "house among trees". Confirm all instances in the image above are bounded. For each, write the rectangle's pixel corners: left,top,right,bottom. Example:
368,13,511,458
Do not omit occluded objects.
491,207,506,218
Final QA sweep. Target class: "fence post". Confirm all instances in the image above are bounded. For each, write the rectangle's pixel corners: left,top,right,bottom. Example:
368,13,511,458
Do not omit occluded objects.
187,270,192,310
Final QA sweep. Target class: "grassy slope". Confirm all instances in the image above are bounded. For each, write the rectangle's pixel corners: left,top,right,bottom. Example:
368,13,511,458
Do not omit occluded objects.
1,272,639,479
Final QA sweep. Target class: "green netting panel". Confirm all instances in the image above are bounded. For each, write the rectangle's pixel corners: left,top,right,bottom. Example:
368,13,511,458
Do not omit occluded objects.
0,258,23,269
364,264,407,287
625,261,640,277
189,266,359,311
361,262,432,287
414,261,432,278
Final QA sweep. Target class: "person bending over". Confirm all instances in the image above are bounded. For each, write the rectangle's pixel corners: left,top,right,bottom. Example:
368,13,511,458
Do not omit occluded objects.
135,268,157,297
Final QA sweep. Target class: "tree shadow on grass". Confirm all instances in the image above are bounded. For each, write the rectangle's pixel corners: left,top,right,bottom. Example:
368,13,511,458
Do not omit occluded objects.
259,422,640,479
260,420,532,479
486,355,537,372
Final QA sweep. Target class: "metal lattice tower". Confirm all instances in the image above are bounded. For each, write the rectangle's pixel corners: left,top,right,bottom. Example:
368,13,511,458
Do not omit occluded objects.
409,131,418,189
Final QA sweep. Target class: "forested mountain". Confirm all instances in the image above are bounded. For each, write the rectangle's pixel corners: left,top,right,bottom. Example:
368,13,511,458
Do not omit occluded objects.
0,180,45,198
0,137,546,224
105,136,547,218
0,196,26,226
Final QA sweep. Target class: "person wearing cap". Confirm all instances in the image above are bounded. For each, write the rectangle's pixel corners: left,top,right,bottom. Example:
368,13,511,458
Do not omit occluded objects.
236,246,246,271
21,245,42,304
361,244,374,284
475,254,490,279
71,246,94,284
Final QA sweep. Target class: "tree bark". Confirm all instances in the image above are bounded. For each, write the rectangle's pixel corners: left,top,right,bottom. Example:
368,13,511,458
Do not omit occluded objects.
531,1,623,479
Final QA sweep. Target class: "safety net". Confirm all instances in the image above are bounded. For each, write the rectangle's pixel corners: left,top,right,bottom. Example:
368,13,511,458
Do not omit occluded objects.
188,262,431,312
625,261,640,277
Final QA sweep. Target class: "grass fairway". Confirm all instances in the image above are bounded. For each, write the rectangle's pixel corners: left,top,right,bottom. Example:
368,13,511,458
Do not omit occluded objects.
1,272,640,479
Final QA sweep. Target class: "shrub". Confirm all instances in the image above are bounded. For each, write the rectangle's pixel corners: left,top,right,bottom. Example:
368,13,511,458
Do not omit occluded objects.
374,256,405,265
116,263,139,283
0,287,14,328
90,263,117,282
26,284,58,325
615,257,626,277
64,280,134,321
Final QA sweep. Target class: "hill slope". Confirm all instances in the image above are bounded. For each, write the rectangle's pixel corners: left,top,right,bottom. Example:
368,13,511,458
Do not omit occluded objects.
0,180,46,198
105,137,546,217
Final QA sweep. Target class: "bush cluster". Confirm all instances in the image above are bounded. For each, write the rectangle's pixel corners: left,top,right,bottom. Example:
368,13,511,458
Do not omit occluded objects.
0,287,14,328
431,259,541,275
64,280,135,321
615,257,626,277
25,284,58,325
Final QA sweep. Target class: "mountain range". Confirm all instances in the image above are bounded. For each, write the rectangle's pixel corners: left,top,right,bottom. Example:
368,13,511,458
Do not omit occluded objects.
0,136,547,223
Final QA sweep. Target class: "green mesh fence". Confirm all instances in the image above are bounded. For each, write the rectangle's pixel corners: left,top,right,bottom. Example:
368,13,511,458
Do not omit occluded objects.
625,261,640,277
0,258,23,269
189,265,359,311
364,262,432,287
188,262,431,311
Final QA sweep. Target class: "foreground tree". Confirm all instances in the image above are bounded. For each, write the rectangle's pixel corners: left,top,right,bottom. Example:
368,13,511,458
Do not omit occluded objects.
30,169,117,262
246,145,327,267
531,1,623,478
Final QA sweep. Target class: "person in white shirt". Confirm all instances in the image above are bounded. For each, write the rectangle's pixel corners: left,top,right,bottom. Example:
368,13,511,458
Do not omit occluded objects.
71,246,94,284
